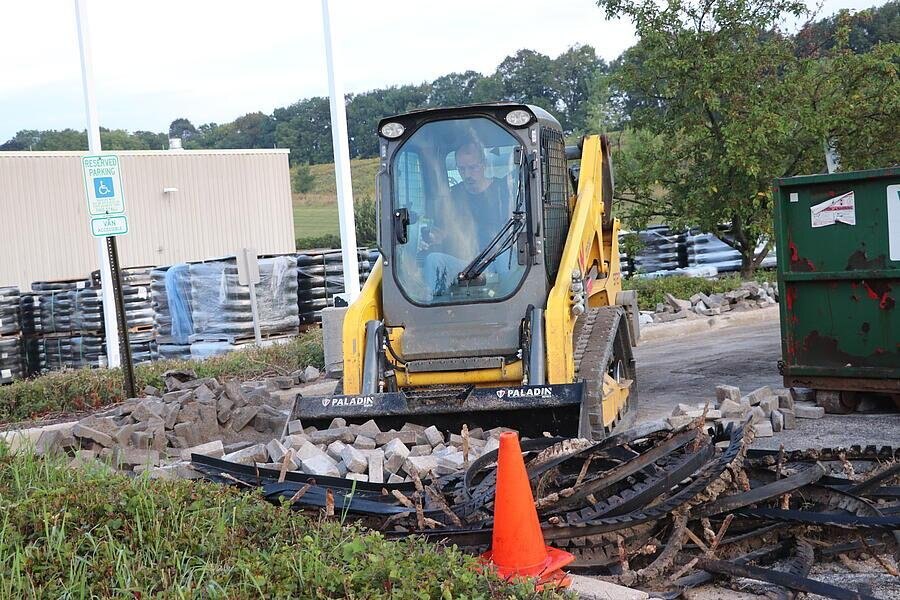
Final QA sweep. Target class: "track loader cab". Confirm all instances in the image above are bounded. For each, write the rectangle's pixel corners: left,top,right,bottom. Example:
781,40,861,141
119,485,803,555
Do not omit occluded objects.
378,105,567,373
295,103,637,441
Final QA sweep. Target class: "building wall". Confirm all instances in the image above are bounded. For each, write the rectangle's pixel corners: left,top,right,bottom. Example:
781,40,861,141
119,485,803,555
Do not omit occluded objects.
0,149,295,290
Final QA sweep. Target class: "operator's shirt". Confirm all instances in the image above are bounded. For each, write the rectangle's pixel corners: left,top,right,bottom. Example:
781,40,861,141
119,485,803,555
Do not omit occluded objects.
447,178,511,252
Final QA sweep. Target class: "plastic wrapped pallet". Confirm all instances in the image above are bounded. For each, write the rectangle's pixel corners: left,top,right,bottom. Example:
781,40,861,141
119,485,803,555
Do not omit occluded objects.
151,264,193,345
189,255,299,340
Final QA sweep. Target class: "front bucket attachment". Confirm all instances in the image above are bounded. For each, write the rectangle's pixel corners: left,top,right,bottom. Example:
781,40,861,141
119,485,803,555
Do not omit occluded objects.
290,383,585,438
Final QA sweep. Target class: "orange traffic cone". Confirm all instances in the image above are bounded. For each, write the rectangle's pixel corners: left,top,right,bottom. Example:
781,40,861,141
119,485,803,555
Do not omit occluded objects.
481,431,574,589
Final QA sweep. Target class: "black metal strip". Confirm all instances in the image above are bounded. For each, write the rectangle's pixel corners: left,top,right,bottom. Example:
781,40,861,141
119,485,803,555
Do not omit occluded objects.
733,507,900,530
696,557,881,600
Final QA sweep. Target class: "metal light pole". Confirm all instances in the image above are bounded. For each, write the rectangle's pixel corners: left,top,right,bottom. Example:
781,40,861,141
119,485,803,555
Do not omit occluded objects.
320,0,361,301
74,0,122,369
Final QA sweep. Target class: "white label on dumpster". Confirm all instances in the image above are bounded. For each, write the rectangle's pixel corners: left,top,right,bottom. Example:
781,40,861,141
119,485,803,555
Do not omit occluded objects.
888,184,900,261
789,192,798,203
811,191,856,228
1,369,10,379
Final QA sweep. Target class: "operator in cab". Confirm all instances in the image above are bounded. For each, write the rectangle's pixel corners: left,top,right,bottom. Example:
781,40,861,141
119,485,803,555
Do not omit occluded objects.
422,139,512,300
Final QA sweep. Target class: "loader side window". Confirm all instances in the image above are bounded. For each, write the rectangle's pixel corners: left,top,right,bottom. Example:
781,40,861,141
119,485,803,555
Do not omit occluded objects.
541,128,570,283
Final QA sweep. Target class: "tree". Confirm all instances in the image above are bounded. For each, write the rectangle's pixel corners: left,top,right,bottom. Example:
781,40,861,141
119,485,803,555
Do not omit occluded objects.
494,49,560,115
552,45,606,133
168,118,198,141
595,0,899,277
427,71,486,107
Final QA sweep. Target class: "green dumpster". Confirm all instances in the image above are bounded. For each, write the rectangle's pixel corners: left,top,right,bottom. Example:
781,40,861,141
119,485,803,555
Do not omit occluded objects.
773,167,900,412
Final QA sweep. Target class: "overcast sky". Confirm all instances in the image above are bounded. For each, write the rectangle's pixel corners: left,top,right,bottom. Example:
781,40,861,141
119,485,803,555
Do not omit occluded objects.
0,0,887,140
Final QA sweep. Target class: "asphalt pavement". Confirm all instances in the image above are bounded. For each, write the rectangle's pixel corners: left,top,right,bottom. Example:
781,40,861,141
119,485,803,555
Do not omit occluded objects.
633,314,900,450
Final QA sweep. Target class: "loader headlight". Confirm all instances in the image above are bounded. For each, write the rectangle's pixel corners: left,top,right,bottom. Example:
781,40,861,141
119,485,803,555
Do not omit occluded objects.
505,109,532,127
380,122,405,138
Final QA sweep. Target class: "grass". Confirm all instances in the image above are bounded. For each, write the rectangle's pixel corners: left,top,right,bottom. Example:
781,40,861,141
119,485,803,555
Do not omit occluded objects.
0,329,324,425
0,447,564,599
623,271,777,311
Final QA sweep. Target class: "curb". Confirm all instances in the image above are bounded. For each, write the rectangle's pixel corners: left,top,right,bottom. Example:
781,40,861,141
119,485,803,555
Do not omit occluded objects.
1,420,77,453
638,305,780,344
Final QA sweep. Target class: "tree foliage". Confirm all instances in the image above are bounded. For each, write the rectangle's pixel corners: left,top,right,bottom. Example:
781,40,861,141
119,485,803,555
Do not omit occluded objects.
2,45,605,163
596,0,899,277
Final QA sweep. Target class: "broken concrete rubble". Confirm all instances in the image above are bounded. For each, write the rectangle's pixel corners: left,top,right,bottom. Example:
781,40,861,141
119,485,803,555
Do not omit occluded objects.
644,280,779,325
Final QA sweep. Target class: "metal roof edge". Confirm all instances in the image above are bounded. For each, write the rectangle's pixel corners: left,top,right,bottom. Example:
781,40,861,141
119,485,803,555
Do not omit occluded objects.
774,166,900,188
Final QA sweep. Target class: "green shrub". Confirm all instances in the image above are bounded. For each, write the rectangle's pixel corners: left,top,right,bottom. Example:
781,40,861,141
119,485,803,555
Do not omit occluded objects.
0,329,324,425
291,163,316,193
297,233,343,250
0,448,562,599
623,271,776,311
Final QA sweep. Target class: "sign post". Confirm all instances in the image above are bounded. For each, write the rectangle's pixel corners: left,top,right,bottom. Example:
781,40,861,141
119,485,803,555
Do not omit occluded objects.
74,0,135,399
237,248,262,345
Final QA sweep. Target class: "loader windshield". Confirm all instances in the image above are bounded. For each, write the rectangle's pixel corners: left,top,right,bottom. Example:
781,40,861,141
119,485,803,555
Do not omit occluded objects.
391,117,527,305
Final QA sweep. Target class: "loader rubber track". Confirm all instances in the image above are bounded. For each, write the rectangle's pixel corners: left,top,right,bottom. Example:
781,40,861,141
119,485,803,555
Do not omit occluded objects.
573,305,637,440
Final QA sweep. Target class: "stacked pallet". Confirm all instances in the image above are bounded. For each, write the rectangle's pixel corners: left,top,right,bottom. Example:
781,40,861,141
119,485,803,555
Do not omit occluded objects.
189,255,300,346
150,264,193,360
297,249,377,324
685,230,777,272
0,287,23,384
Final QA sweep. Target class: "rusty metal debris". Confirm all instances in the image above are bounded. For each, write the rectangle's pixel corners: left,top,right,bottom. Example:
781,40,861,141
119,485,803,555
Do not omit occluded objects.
192,419,900,598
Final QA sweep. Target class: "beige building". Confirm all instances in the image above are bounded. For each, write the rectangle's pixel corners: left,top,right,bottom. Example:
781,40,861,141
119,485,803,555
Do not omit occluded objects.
0,149,295,290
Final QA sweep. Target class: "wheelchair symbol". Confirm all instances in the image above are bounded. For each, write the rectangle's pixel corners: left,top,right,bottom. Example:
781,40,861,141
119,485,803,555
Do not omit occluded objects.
93,177,114,198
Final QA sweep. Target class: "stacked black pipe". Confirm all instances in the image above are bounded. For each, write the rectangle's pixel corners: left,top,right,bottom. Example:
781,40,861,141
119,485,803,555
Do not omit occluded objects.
18,293,43,377
630,227,687,275
297,249,377,324
686,229,777,272
0,287,23,384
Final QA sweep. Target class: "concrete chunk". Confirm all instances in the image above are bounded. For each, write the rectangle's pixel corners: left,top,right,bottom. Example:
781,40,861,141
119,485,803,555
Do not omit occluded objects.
715,385,741,403
357,419,381,437
423,425,444,447
403,455,437,477
759,396,778,417
777,392,794,411
345,472,368,482
745,386,773,406
341,445,368,474
230,406,259,432
114,448,160,468
266,439,289,462
754,422,774,437
409,444,432,457
749,406,767,424
384,452,405,475
309,427,355,445
770,410,784,433
222,443,268,465
666,415,693,429
326,440,347,461
72,423,114,448
329,417,347,429
719,399,745,418
287,420,305,435
367,449,384,484
300,453,340,477
796,405,825,419
180,440,225,461
568,574,649,600
781,408,797,429
375,430,418,446
354,435,376,449
388,473,404,484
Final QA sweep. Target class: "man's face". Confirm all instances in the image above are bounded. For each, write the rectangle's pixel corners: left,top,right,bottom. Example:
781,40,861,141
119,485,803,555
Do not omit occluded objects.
456,150,487,193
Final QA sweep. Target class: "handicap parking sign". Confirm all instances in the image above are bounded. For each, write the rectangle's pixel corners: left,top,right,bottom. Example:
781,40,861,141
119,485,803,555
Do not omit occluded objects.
93,176,114,198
